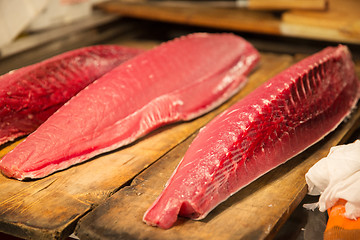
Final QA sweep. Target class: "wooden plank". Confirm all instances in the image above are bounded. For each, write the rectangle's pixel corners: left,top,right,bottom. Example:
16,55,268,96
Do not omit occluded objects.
0,50,292,239
75,84,360,239
244,0,328,10
135,0,328,10
281,0,360,44
96,1,281,35
97,0,360,44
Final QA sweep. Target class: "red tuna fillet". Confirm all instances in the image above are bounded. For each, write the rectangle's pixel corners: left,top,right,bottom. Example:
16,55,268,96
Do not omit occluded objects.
143,45,360,229
0,45,143,145
0,33,260,180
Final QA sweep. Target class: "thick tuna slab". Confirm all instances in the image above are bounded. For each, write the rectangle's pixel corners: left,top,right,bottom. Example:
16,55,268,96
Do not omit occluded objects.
143,45,360,229
0,45,143,145
0,33,259,180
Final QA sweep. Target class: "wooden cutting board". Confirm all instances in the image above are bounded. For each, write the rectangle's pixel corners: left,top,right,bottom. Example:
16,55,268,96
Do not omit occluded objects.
95,1,281,35
0,47,359,240
96,0,360,44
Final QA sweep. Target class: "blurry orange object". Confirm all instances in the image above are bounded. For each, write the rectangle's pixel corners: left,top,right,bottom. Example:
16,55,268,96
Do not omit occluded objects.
325,199,360,240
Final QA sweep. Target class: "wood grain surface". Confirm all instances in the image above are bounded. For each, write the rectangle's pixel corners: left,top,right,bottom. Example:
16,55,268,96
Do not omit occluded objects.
281,0,360,43
245,0,328,10
96,1,281,35
96,0,360,44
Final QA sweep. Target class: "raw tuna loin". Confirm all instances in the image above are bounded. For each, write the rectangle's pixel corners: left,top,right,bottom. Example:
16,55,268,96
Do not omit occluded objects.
0,45,143,145
143,45,360,229
0,33,260,180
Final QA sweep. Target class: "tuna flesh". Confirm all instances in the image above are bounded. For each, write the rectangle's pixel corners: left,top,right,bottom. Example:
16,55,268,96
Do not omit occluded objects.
0,33,260,180
143,45,360,229
0,45,143,145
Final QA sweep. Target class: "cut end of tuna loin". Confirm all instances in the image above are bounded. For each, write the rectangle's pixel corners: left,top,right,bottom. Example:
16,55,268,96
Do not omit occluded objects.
143,177,206,229
143,44,360,229
0,33,259,180
0,162,26,180
143,197,182,229
0,45,144,146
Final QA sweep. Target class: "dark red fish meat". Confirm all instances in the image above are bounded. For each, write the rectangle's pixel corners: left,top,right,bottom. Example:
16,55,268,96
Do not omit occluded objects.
0,33,259,180
143,45,360,229
0,45,143,145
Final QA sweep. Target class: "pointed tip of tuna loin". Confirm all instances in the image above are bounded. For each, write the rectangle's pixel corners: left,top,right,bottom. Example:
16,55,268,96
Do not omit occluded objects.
143,197,182,229
0,164,25,180
143,194,203,229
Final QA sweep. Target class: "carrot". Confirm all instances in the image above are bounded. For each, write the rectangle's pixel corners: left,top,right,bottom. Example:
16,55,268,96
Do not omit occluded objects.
324,199,360,240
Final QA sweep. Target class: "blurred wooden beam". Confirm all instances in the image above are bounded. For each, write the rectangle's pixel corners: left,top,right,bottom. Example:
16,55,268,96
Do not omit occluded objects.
97,0,360,44
281,0,360,44
242,0,328,10
96,1,281,35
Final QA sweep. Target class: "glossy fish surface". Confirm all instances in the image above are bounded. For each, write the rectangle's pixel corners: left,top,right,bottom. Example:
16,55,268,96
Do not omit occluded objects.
143,45,360,229
0,45,143,145
0,33,259,180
